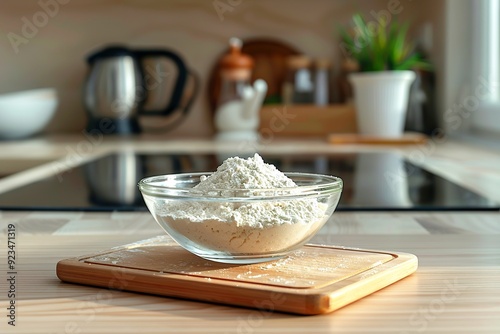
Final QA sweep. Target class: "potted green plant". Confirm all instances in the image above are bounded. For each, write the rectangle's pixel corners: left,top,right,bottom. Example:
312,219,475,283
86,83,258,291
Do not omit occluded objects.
340,14,430,137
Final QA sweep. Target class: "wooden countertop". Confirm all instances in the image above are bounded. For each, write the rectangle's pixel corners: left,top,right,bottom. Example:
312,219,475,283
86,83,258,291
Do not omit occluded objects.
0,211,499,333
0,135,499,332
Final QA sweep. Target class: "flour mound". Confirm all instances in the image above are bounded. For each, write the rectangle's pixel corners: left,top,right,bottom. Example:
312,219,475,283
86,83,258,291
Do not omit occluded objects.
195,153,296,190
158,153,326,229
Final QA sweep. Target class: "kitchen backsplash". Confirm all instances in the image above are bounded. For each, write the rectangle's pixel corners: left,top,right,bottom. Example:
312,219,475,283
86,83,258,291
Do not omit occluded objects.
0,0,440,138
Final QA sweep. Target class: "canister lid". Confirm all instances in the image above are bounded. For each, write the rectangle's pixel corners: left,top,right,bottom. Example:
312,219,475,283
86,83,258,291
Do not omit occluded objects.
286,55,312,69
315,58,331,69
219,38,254,70
342,58,360,72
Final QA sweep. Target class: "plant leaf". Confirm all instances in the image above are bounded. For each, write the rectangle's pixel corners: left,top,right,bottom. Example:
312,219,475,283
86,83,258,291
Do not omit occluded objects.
394,53,432,71
338,13,430,71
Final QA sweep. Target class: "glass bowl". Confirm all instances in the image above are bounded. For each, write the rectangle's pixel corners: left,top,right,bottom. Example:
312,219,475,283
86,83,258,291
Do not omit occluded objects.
138,172,342,264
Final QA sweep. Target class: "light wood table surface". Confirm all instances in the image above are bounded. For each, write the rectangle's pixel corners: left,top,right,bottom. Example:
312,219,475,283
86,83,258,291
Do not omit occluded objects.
1,210,499,333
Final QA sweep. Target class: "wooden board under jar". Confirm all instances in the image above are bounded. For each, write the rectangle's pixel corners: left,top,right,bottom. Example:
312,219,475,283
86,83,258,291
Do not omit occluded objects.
259,104,358,137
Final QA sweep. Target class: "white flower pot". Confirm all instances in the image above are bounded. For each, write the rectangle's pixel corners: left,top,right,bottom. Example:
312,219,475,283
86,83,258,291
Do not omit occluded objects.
349,71,416,137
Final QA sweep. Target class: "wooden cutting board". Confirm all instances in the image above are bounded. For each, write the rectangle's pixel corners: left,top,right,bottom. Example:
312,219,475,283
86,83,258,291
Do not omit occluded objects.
56,236,418,315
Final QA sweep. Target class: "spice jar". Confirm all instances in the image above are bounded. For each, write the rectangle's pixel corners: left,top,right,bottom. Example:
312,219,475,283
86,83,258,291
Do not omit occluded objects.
337,58,359,103
217,38,254,107
282,55,314,104
214,38,266,142
314,58,331,106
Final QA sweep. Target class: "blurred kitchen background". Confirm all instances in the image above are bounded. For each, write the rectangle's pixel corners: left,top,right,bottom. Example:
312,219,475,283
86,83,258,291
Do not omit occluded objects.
0,0,497,140
0,0,435,136
1,0,499,212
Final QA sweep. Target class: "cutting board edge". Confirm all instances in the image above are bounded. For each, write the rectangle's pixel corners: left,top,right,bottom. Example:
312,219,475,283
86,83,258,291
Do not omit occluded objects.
314,252,419,314
56,259,314,314
56,246,418,315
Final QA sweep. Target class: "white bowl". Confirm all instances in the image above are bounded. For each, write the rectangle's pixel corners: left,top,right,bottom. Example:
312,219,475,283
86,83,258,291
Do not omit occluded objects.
0,88,58,140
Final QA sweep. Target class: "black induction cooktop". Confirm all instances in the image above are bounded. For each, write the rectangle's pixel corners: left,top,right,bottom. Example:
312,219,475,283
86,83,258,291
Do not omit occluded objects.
0,152,497,211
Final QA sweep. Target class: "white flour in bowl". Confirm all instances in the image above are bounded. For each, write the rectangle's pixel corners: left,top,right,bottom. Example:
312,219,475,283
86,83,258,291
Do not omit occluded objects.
156,154,328,253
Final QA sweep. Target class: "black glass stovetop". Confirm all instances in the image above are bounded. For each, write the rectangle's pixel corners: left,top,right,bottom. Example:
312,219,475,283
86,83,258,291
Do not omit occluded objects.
0,152,497,211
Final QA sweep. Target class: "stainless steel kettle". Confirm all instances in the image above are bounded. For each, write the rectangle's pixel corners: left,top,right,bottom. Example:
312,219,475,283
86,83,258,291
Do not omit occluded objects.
83,46,197,134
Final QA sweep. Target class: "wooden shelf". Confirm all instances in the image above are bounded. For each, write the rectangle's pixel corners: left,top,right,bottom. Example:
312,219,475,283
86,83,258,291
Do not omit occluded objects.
259,104,357,137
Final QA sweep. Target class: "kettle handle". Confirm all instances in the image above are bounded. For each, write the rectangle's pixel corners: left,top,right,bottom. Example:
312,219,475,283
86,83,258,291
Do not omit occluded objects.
135,49,188,116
